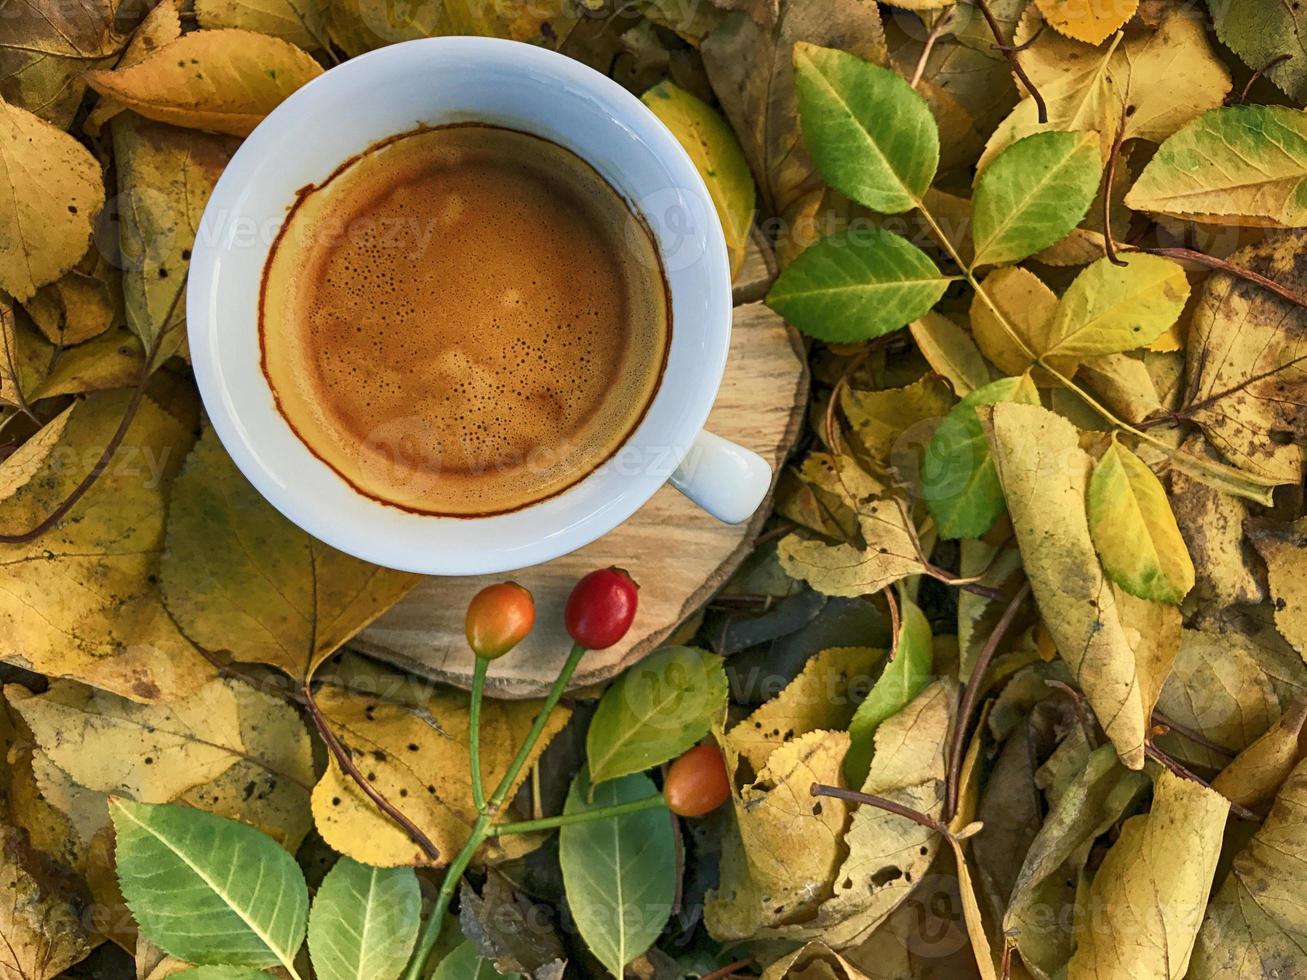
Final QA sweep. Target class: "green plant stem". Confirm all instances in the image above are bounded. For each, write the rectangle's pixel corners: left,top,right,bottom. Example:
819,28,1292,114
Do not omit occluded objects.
403,643,589,980
469,657,488,812
493,795,667,836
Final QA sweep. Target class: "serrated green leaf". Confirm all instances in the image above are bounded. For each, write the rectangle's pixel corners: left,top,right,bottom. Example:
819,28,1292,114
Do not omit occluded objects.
1125,105,1307,226
1044,254,1190,358
111,799,308,971
766,228,950,342
560,769,674,977
792,42,939,213
923,375,1041,540
430,940,520,980
170,969,272,979
586,646,728,785
843,592,934,786
971,130,1102,267
307,857,420,980
1088,441,1196,604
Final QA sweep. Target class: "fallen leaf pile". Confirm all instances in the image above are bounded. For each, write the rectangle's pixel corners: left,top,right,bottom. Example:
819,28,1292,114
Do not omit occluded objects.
0,0,1304,978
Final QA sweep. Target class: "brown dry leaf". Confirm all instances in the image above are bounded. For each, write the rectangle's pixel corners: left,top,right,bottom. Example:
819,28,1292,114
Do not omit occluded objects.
728,646,885,771
31,328,145,400
0,98,105,302
112,115,238,364
1035,0,1136,45
196,0,329,50
762,942,869,979
5,678,243,803
162,427,420,681
327,0,577,58
1189,756,1307,978
1250,518,1307,658
909,311,994,397
0,390,212,702
23,250,121,347
1212,697,1307,809
1169,434,1265,608
0,823,95,979
806,681,954,949
310,683,570,867
135,935,192,980
706,729,852,939
970,267,1076,381
701,1,887,263
85,29,324,137
1155,627,1282,769
1185,234,1307,485
983,402,1147,769
0,0,125,128
84,0,184,135
1066,770,1228,979
841,375,953,465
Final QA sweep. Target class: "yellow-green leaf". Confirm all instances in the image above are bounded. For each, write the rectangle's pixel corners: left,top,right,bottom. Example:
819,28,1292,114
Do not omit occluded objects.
1044,254,1190,359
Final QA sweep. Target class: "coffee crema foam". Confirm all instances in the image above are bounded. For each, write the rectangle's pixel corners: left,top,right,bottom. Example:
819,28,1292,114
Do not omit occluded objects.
260,125,670,515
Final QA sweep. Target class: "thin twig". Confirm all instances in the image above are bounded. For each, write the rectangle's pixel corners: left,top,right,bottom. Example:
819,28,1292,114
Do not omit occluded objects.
1151,709,1236,758
971,0,1046,122
998,21,1044,52
1001,939,1015,980
824,351,871,454
1234,53,1292,104
883,585,901,659
910,9,955,89
1145,743,1260,822
302,680,441,861
1135,246,1307,309
813,783,955,838
1102,100,1130,267
945,582,1032,821
700,959,755,980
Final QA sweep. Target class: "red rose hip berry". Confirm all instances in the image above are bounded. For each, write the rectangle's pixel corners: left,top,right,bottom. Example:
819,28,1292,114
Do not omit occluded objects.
564,567,638,650
664,744,730,818
465,582,535,660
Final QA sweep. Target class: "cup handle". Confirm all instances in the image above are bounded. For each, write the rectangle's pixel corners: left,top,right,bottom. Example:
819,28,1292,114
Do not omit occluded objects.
668,429,773,525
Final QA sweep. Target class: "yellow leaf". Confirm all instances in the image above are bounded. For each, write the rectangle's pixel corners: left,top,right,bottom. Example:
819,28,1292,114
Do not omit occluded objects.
948,729,999,980
641,81,756,278
707,730,852,939
23,250,121,346
85,0,184,135
778,506,926,598
1067,770,1228,980
0,98,105,302
196,0,329,50
31,328,146,400
85,29,324,137
0,825,95,979
909,311,994,397
982,402,1147,769
0,390,212,702
762,942,869,979
5,679,244,802
1212,698,1307,809
728,646,885,771
310,683,569,867
1088,440,1195,603
1044,254,1190,359
970,266,1077,381
327,0,577,57
0,305,53,409
1250,518,1307,658
162,427,419,680
1078,352,1163,425
1035,0,1137,45
841,375,954,465
113,116,238,363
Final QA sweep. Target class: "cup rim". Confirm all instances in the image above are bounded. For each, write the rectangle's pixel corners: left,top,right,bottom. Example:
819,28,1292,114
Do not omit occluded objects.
187,36,734,575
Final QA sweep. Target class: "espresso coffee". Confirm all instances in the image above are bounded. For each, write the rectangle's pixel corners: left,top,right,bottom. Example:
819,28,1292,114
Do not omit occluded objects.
260,124,670,516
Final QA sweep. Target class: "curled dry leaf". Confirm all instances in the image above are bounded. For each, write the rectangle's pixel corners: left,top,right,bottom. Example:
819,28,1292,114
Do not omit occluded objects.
761,941,868,979
1066,770,1228,980
162,427,420,681
0,98,105,302
841,374,953,464
23,251,122,347
85,29,324,137
309,683,569,867
84,0,184,135
982,402,1149,769
0,390,213,702
1212,697,1307,809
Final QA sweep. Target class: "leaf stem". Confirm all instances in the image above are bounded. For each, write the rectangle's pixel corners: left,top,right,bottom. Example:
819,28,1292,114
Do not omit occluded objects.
469,657,488,812
811,783,954,838
492,795,667,836
970,0,1046,122
944,581,1031,822
403,643,589,980
301,680,442,862
1151,709,1236,758
1144,742,1260,822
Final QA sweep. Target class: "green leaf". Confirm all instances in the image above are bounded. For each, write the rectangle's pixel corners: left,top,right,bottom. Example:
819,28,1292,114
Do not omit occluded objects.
970,131,1102,267
170,970,273,979
1088,441,1196,604
110,799,308,970
430,940,520,980
1043,254,1190,358
560,769,675,976
307,857,420,980
586,646,727,785
766,228,950,342
923,375,1041,540
792,42,939,213
843,592,934,787
1125,105,1307,226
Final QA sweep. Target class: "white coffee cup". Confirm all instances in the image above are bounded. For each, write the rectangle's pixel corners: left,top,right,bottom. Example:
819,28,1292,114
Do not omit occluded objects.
188,36,773,576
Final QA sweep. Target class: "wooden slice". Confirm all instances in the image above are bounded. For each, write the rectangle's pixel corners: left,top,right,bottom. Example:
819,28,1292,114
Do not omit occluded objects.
353,238,807,698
